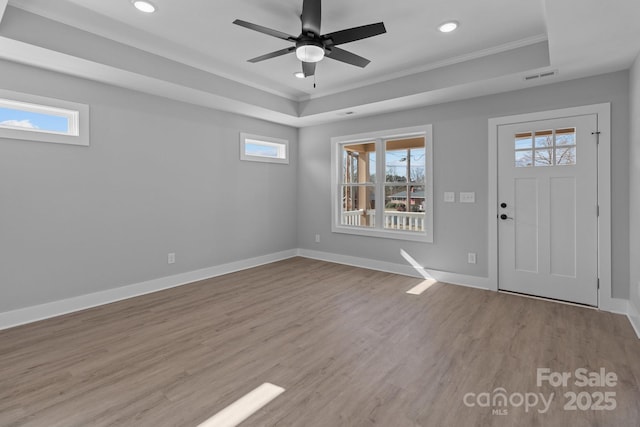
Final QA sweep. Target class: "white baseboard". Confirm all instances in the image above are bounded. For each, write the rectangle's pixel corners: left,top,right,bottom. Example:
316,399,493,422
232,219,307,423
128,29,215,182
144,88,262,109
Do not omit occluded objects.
296,248,490,290
599,296,629,315
3,247,637,338
0,249,297,331
628,300,640,339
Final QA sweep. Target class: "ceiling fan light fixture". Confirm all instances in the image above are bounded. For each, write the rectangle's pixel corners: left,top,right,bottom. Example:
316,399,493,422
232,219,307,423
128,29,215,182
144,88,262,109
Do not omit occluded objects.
296,44,325,63
234,0,386,78
132,0,156,13
438,21,458,33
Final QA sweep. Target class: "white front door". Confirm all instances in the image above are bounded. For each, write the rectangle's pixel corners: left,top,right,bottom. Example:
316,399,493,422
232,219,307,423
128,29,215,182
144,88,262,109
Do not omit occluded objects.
498,114,598,306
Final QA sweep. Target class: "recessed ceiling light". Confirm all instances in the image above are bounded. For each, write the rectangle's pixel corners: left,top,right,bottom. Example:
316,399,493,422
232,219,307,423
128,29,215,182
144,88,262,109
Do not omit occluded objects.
294,72,305,79
132,0,156,13
438,21,458,33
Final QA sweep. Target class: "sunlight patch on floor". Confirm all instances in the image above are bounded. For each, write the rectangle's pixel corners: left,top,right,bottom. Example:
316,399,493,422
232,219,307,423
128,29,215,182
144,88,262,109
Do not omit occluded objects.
406,279,437,295
197,383,285,427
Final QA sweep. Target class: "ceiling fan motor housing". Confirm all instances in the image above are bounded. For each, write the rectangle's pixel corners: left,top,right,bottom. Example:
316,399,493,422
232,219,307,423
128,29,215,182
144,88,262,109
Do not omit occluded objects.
234,0,386,76
296,37,326,63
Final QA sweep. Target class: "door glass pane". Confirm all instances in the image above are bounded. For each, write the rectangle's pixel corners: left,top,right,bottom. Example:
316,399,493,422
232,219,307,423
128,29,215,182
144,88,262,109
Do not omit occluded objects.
555,146,576,165
341,185,375,227
555,128,576,146
515,151,533,167
342,142,376,183
534,149,553,166
534,130,553,148
515,132,532,150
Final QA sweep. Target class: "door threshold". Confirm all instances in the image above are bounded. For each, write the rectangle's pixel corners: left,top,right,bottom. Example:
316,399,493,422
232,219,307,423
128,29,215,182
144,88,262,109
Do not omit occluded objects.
498,290,598,310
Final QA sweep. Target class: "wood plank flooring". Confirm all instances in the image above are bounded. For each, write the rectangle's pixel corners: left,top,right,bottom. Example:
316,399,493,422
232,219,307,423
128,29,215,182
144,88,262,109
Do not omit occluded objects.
1,257,638,426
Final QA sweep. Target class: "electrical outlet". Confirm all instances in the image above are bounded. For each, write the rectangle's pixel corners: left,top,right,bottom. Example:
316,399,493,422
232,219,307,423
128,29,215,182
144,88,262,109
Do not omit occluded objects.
315,234,320,243
444,192,455,202
168,253,175,264
468,252,477,264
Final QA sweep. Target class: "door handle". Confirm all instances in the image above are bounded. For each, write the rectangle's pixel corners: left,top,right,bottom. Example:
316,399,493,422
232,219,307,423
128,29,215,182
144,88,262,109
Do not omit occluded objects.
500,214,513,220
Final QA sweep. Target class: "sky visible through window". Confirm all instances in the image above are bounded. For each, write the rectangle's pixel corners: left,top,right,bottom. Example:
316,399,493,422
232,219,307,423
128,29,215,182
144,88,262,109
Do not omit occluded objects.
386,148,426,181
245,141,283,158
0,107,69,132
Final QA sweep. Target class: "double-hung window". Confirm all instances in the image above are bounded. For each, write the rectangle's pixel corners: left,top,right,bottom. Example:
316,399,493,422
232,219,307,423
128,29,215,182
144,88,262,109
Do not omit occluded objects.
331,125,433,242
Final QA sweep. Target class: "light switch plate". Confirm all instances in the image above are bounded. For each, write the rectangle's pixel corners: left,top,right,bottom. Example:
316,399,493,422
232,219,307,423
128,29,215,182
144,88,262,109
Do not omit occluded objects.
444,192,455,202
460,192,476,203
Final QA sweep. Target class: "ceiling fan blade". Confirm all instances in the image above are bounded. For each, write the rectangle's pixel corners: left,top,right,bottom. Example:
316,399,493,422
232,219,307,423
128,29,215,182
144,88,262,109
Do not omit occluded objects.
233,19,296,41
323,22,386,46
301,0,321,35
302,61,316,77
248,47,296,63
325,47,371,68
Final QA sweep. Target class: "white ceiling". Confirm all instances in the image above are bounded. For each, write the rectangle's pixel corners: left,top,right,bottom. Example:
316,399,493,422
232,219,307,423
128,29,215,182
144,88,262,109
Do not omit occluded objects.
0,0,639,127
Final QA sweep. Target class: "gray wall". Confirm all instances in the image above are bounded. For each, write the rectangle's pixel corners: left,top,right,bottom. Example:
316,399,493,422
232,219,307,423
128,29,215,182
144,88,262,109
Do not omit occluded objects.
297,71,630,299
630,54,640,313
0,61,632,314
0,60,298,312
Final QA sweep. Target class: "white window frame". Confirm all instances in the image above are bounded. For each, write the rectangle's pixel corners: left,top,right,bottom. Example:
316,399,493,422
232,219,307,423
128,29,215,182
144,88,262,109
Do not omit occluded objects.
331,124,434,242
240,132,289,164
0,89,89,146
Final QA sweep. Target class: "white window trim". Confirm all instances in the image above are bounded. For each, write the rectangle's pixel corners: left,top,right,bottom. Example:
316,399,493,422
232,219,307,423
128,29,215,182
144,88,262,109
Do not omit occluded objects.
240,132,289,164
0,89,89,146
331,125,433,242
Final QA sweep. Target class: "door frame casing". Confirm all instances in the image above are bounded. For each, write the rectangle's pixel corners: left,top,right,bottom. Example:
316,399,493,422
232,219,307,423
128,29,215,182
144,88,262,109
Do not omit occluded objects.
488,103,612,309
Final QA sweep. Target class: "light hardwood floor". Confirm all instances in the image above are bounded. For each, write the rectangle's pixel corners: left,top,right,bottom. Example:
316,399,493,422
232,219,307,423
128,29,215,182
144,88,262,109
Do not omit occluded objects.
1,257,639,427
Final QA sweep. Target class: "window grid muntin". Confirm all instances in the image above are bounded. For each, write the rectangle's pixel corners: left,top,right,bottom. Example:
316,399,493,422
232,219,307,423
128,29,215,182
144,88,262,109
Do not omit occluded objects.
514,127,576,167
331,125,433,242
337,134,428,233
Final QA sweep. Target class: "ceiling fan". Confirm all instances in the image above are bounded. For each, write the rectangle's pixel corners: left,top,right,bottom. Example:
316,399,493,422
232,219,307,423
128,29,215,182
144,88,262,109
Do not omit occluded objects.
233,0,386,78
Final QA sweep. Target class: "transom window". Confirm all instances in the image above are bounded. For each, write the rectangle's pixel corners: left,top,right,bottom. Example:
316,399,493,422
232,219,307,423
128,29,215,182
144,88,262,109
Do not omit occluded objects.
240,133,289,164
0,99,78,136
515,127,576,167
331,125,433,242
0,89,89,146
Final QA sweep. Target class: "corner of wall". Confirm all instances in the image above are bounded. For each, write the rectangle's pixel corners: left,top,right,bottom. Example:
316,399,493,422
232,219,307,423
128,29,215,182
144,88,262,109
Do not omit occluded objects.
0,0,8,23
629,51,640,339
628,298,640,339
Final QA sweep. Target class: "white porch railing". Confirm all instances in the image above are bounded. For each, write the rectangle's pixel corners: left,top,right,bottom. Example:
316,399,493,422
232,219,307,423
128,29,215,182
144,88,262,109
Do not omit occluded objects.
383,211,425,231
342,209,375,226
342,210,425,231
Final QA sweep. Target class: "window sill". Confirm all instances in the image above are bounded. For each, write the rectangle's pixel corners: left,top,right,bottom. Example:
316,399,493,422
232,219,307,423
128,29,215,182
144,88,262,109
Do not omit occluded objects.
332,225,433,243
